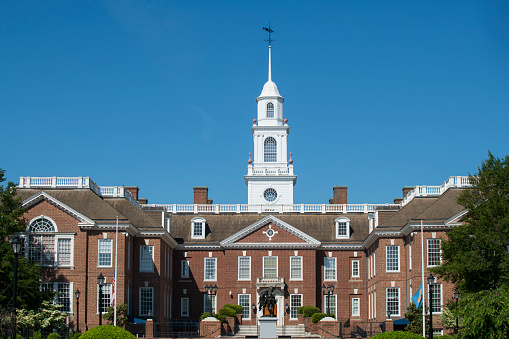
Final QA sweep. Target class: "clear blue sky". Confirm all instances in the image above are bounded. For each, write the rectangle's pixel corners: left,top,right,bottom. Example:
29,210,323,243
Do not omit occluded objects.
1,0,508,204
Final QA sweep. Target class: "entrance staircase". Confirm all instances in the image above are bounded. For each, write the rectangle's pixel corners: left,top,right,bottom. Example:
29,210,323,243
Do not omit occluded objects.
233,324,306,337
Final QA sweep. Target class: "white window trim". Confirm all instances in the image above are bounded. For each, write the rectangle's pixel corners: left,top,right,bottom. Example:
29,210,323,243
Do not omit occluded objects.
41,282,74,313
191,217,206,239
335,217,350,239
181,297,189,317
97,283,112,314
323,294,337,316
289,294,302,320
351,260,360,278
203,294,217,314
324,257,337,281
290,256,303,281
386,287,400,317
55,234,75,267
238,256,251,281
429,283,443,314
263,256,278,278
139,287,154,316
204,257,217,281
352,297,360,316
181,260,190,278
427,238,442,267
97,239,113,268
386,245,400,272
238,294,251,320
140,245,155,272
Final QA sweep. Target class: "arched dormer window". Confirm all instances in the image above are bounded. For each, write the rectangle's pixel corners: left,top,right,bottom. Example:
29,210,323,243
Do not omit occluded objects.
26,216,74,267
335,217,350,239
264,137,277,162
266,102,274,118
191,217,206,239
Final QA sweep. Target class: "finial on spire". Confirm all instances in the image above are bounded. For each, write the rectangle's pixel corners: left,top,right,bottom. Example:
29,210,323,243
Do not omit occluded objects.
263,22,275,82
289,152,293,164
248,152,252,165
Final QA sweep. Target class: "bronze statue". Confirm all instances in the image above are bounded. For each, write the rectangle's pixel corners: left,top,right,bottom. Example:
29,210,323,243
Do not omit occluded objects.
258,287,277,317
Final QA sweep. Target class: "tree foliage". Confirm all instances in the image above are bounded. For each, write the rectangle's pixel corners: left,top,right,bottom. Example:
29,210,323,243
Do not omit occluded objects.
404,303,428,335
102,303,128,328
431,152,509,293
372,331,425,338
80,325,136,339
0,169,52,310
16,301,67,330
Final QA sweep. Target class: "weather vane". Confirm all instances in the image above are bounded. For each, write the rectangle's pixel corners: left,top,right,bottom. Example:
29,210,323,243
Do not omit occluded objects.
263,22,274,46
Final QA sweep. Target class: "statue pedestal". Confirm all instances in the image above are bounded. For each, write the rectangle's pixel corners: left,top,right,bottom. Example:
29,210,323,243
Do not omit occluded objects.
259,317,278,338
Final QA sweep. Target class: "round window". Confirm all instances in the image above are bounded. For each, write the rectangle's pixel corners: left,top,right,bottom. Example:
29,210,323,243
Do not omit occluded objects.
263,188,277,202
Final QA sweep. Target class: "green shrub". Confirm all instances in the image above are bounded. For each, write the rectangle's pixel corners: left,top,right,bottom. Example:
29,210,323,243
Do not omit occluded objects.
372,331,425,339
218,306,236,318
223,304,243,314
31,331,42,339
434,336,452,339
46,334,60,339
200,312,211,320
81,325,136,339
73,333,82,339
215,314,226,323
299,306,321,318
311,312,328,323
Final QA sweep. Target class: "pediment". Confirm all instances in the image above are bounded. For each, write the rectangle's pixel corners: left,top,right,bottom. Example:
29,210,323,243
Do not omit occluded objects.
23,191,95,226
220,215,320,248
445,209,468,226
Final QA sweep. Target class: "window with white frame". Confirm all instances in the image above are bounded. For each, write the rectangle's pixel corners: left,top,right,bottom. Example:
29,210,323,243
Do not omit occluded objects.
427,239,441,267
40,282,72,313
264,137,277,162
335,217,350,239
352,297,360,316
263,256,278,278
386,245,400,272
324,257,337,280
290,294,302,319
238,256,251,280
181,298,189,317
140,287,153,316
27,217,74,267
430,283,443,313
191,217,206,239
324,294,337,317
238,294,250,319
204,294,217,314
98,239,113,267
386,287,400,316
352,260,359,278
97,283,112,313
140,245,154,272
204,257,217,281
290,256,302,280
266,102,274,118
181,260,190,278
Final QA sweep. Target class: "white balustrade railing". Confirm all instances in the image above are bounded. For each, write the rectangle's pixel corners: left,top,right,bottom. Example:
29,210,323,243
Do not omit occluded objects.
400,176,471,206
19,176,101,196
247,166,294,176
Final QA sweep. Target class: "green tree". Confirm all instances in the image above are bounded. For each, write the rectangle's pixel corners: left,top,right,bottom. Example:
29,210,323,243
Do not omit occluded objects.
102,303,128,328
0,169,52,310
16,301,67,331
431,152,509,293
404,303,428,335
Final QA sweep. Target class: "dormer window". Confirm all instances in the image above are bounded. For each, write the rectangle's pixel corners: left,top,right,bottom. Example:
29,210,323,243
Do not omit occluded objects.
191,217,206,239
335,217,350,239
266,102,274,118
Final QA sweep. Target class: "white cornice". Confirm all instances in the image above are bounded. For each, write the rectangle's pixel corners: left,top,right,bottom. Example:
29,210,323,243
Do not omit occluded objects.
222,243,319,249
23,191,95,226
220,215,321,247
320,244,365,251
445,209,468,226
81,223,137,236
177,244,222,250
138,230,179,249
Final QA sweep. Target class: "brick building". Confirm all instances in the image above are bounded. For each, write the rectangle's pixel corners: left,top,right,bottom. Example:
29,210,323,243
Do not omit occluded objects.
13,41,471,336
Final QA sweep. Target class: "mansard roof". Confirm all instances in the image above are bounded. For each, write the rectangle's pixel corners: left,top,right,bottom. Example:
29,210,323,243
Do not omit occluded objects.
169,213,370,245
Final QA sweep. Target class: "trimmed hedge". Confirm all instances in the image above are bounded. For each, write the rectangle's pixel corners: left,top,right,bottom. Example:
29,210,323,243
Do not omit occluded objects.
81,325,136,339
223,304,243,314
298,306,321,318
218,306,237,317
372,331,425,339
46,334,60,339
311,312,329,323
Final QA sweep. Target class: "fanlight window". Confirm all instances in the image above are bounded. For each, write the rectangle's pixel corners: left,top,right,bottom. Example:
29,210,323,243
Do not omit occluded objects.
264,188,277,202
266,102,274,118
264,137,277,162
29,217,55,232
27,216,73,267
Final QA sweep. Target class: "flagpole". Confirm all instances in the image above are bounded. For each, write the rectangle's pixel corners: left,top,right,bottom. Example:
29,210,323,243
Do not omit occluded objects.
114,216,118,326
421,219,425,338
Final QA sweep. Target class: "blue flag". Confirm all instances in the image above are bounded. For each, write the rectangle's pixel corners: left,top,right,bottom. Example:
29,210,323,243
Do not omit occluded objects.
411,282,423,308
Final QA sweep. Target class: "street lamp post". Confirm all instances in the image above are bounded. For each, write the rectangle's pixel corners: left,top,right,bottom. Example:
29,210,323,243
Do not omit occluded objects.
97,273,105,326
10,235,23,338
427,274,435,339
321,284,335,317
454,289,460,334
204,284,218,315
75,289,80,332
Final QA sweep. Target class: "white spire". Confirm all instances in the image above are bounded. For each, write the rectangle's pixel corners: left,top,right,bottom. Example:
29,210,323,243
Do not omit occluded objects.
268,45,272,82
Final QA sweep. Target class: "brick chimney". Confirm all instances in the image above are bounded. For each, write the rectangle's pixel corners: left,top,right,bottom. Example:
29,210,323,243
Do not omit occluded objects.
394,198,403,204
329,186,347,204
125,186,139,200
194,186,212,204
402,186,415,199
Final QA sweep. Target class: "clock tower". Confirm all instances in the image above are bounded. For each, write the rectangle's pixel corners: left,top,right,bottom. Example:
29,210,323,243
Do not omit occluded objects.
245,35,297,204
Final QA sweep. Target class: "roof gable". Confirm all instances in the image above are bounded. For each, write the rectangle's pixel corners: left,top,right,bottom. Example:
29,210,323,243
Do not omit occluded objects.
220,215,320,248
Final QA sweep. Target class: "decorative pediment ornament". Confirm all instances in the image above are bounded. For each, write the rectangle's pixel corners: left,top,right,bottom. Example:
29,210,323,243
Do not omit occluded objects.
220,215,320,248
22,191,95,226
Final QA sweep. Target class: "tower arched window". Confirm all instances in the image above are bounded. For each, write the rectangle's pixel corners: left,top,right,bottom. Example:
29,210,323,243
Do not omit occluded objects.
27,216,74,267
264,137,277,162
266,102,274,118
